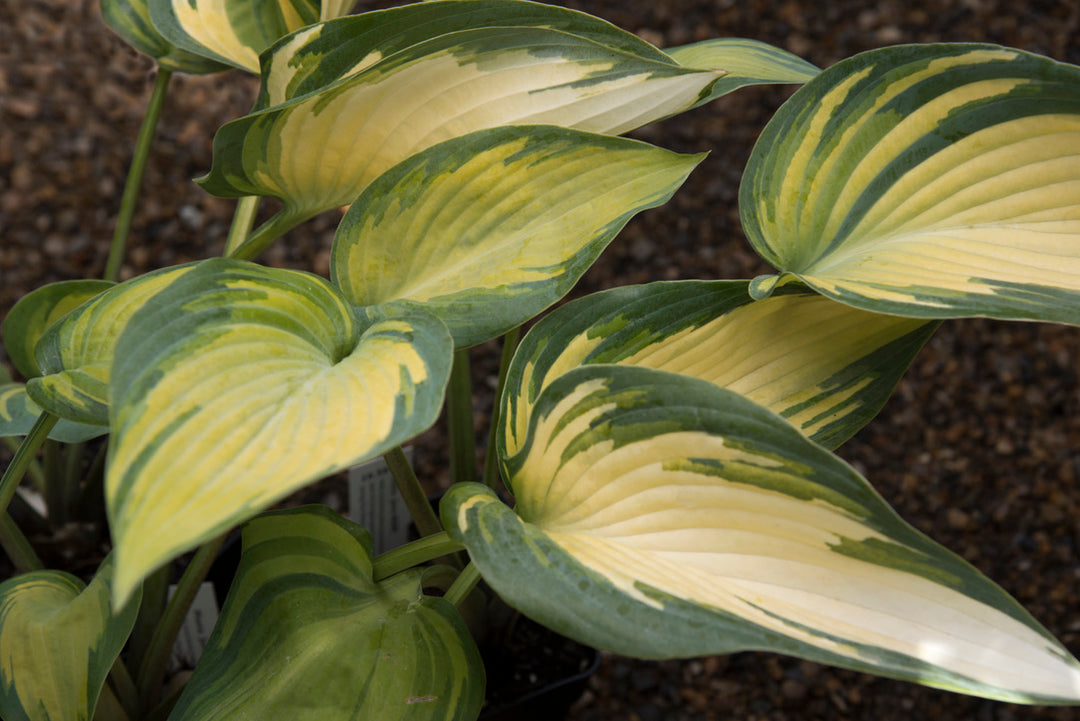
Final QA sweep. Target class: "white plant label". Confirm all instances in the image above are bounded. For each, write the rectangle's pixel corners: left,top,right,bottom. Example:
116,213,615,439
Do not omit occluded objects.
348,446,415,555
169,582,219,670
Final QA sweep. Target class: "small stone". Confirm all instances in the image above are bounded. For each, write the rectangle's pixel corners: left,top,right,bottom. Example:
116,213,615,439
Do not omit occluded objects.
178,204,202,229
637,704,662,721
630,237,655,262
5,97,41,119
11,164,33,191
781,679,807,701
947,508,970,529
313,248,332,277
1039,502,1065,524
635,28,664,47
876,25,904,43
43,235,66,257
631,669,658,691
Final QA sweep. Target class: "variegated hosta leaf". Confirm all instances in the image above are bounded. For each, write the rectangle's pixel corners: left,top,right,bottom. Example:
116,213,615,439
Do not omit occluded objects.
318,0,353,22
0,384,107,443
741,44,1080,324
445,365,1080,704
1,279,113,379
254,1,817,110
200,28,716,225
25,266,194,426
202,1,814,242
0,557,141,721
106,258,452,605
168,506,483,721
100,0,229,74
253,0,684,109
331,125,703,347
502,281,936,452
147,0,352,73
664,37,820,98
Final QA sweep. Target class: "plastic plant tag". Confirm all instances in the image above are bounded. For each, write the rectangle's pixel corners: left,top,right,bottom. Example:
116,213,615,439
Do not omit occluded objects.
15,488,46,518
349,446,415,555
168,582,220,670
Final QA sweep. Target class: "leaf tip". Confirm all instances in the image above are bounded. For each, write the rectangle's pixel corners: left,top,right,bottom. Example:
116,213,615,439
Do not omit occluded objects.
748,273,780,299
109,554,146,613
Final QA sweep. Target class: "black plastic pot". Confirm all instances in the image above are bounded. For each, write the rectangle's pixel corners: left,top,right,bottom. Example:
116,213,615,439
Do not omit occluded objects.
475,605,600,720
480,640,600,721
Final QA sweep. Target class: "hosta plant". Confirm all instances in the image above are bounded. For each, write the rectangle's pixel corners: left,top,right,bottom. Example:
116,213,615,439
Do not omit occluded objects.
1,1,1079,719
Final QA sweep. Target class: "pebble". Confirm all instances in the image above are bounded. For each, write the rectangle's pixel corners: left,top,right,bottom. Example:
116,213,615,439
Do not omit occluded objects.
780,679,807,701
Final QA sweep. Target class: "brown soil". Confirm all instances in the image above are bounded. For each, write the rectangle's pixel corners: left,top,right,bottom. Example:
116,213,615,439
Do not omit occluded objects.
1,1,1078,720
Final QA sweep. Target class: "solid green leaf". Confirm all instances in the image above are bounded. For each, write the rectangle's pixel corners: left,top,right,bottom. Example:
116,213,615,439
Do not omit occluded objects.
100,0,229,73
502,281,935,451
1,279,113,379
147,0,332,73
331,125,703,347
25,266,193,426
168,505,483,721
741,43,1080,324
106,258,453,605
0,557,141,721
0,384,108,443
445,365,1080,704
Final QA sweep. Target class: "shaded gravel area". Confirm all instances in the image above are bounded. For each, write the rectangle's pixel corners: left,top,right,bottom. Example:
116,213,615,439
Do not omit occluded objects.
2,1,1079,719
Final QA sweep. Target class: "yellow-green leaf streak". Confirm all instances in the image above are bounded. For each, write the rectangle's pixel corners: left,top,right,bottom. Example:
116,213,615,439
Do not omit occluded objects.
0,557,141,721
106,259,452,605
26,265,194,426
152,0,322,73
254,0,679,110
452,366,1080,704
664,36,819,101
1,279,113,379
200,24,723,226
0,383,106,444
100,0,228,73
741,44,1080,324
331,125,703,347
500,281,934,456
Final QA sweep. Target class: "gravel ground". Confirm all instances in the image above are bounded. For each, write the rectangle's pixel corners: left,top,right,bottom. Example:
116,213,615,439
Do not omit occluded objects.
2,1,1079,720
